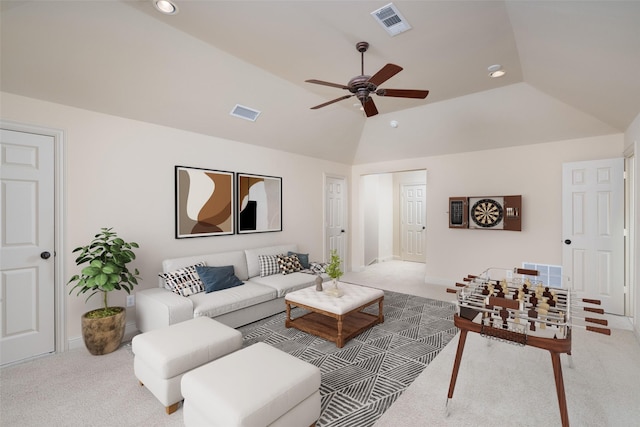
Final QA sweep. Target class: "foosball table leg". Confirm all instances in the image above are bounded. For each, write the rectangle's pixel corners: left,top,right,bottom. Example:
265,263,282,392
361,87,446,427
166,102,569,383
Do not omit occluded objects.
550,351,570,427
447,329,469,402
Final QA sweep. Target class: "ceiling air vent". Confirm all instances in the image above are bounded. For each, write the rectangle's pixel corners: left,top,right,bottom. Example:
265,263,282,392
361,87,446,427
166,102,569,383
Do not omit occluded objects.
230,104,261,122
371,3,411,36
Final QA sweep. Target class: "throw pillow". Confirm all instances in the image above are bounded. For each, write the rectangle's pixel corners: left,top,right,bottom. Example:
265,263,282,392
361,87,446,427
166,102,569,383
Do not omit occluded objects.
258,254,280,277
277,254,303,275
309,262,328,275
159,262,206,296
195,265,244,293
287,251,310,269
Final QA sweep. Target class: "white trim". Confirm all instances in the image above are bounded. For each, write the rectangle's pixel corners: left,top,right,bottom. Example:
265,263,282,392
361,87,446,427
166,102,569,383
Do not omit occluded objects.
323,173,349,268
0,120,67,354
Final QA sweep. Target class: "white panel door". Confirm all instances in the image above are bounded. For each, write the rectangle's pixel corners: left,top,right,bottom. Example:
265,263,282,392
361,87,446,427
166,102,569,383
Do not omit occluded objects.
325,176,346,265
562,158,624,315
401,184,426,262
1,129,56,365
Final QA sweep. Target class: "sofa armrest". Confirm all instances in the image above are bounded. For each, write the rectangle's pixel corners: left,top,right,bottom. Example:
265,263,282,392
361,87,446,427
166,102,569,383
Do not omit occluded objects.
136,287,194,333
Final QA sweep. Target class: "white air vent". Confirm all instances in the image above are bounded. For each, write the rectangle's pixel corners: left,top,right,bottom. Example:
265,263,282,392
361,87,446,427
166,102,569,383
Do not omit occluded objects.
371,3,411,36
230,104,261,122
522,262,564,288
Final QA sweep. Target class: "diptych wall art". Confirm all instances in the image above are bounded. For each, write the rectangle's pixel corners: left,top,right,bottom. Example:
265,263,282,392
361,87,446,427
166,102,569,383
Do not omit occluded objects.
175,166,235,238
237,173,282,234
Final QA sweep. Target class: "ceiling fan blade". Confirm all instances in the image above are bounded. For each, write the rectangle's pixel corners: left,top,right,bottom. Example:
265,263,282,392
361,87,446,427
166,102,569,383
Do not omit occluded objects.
376,88,429,99
310,94,353,109
362,98,378,117
305,79,349,90
368,63,403,87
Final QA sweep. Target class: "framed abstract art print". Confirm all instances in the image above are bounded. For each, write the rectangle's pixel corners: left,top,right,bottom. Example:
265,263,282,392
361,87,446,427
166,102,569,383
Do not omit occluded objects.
175,166,235,238
237,173,282,234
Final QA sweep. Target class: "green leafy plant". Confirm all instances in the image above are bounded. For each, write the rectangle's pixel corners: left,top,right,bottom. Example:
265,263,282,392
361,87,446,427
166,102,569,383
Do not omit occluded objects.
67,228,140,318
325,249,343,280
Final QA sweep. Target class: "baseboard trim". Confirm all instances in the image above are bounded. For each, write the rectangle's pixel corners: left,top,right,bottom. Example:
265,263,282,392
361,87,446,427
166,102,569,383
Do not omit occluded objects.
66,320,139,351
424,276,455,287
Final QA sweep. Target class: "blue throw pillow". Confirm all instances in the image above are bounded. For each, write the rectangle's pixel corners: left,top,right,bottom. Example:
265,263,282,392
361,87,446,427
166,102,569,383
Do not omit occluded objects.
195,265,244,293
287,251,310,269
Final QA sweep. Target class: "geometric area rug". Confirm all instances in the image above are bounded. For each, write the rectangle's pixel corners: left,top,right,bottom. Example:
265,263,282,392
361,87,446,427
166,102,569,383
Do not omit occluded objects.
238,290,458,427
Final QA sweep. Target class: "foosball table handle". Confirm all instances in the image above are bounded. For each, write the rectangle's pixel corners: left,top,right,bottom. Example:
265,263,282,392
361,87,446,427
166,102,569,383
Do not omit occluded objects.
583,307,605,315
586,326,611,335
585,317,608,326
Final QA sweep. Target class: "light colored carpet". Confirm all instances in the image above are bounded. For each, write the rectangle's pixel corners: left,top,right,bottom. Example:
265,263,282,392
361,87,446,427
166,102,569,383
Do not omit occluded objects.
1,261,638,427
375,326,640,427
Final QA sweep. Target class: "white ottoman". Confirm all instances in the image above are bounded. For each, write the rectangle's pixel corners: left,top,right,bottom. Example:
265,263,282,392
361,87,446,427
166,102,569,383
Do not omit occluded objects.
182,342,322,427
132,316,243,414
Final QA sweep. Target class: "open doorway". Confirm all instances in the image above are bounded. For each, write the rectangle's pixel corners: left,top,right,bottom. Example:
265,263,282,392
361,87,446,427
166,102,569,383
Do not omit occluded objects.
361,169,427,266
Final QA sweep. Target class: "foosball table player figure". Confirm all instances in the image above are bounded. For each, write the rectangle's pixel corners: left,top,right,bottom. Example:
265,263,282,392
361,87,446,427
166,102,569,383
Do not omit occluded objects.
446,268,610,427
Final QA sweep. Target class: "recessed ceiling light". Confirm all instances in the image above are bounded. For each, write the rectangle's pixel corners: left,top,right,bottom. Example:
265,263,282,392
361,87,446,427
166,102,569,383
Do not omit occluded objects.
488,64,506,78
154,0,178,15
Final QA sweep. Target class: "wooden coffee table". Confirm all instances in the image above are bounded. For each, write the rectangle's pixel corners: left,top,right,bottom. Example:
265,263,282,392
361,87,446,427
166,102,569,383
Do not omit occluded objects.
285,282,384,348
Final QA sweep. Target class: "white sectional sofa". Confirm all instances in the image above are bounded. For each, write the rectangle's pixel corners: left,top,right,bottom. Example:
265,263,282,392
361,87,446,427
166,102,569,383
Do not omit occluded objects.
136,244,327,332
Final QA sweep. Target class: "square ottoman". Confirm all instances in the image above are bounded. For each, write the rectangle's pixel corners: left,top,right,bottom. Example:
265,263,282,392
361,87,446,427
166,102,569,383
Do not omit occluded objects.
182,342,322,427
132,316,243,414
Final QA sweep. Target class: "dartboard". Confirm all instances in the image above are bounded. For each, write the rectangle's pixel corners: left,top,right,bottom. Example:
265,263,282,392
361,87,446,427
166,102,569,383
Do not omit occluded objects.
471,198,503,228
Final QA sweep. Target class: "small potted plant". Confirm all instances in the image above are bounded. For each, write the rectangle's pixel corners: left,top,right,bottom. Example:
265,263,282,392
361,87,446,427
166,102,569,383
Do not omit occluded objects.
67,228,140,355
325,249,343,296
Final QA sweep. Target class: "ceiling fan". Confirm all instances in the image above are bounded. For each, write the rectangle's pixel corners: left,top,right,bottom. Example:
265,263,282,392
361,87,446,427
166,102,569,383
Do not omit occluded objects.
305,41,429,117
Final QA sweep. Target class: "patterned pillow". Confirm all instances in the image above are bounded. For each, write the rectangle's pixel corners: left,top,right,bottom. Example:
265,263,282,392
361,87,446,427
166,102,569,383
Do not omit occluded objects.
287,251,310,269
159,262,205,296
277,254,303,275
258,255,280,277
309,262,328,275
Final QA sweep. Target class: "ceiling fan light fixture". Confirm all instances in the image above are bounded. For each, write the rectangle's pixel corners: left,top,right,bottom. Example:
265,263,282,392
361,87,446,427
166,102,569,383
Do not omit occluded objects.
488,64,506,78
154,0,178,15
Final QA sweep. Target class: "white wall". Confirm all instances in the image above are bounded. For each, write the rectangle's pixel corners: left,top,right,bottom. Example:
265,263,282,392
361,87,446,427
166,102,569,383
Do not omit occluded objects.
351,135,624,286
361,173,393,264
1,92,351,343
377,174,394,262
362,175,379,265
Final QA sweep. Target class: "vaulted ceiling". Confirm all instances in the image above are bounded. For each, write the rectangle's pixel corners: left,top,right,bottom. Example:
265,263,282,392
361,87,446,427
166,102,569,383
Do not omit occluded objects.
2,1,639,164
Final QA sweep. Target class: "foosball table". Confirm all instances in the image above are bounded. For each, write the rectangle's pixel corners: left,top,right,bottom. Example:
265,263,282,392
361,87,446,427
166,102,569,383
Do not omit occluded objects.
446,268,610,427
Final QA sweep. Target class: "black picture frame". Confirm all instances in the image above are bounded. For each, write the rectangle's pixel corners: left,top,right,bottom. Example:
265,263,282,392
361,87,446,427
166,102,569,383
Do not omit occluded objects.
236,173,282,233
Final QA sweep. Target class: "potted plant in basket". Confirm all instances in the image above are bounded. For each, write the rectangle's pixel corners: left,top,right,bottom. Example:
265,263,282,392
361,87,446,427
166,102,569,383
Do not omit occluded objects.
325,249,343,296
67,228,140,355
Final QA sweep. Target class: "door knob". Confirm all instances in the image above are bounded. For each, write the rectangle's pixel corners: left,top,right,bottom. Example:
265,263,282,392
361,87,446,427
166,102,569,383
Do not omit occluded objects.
564,239,572,245
40,251,51,259
341,229,345,233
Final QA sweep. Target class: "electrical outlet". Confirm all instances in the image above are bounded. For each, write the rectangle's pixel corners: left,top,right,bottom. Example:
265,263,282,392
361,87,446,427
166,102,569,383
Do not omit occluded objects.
126,294,135,307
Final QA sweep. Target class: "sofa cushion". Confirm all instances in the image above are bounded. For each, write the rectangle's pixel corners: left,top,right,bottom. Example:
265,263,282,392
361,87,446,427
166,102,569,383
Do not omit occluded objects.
196,265,244,293
277,254,303,275
159,263,206,296
287,251,310,269
249,272,317,298
162,250,249,281
189,282,277,318
245,244,298,278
